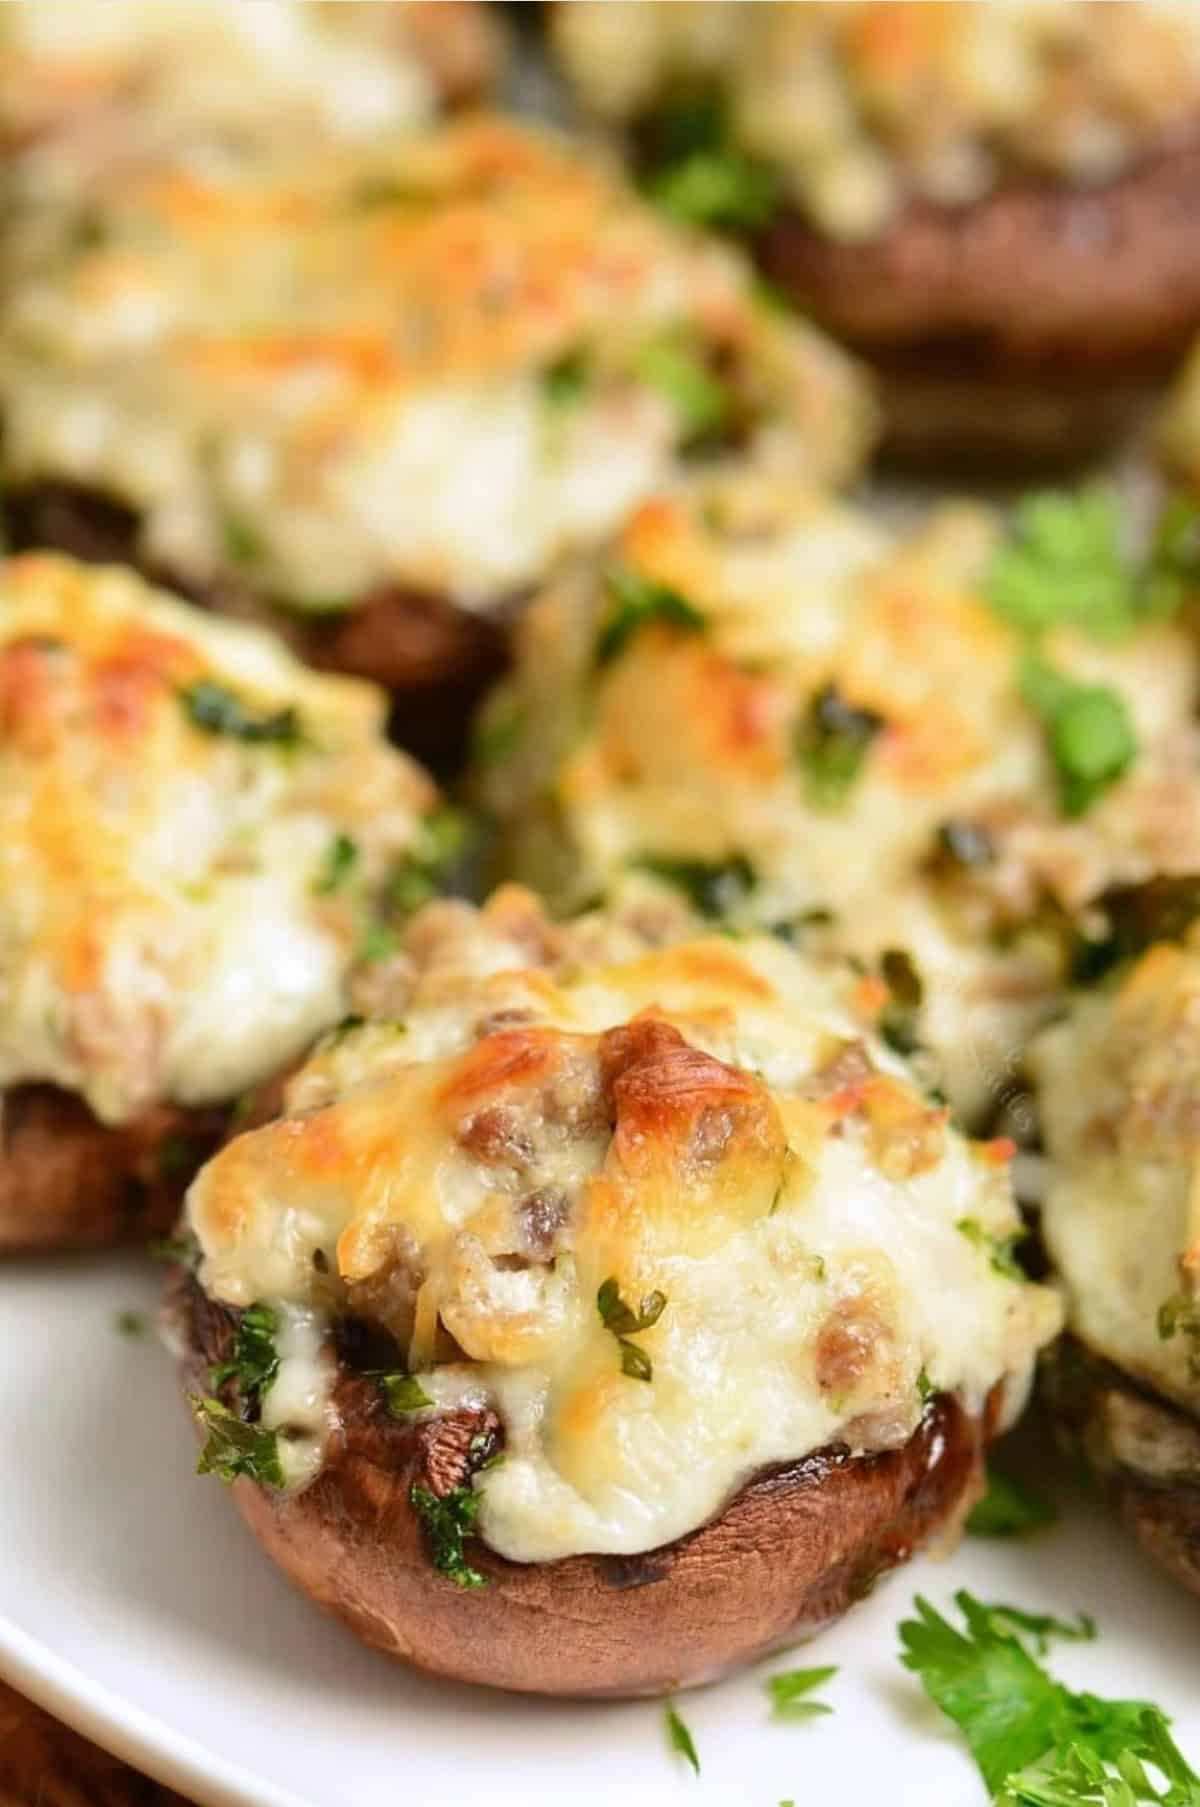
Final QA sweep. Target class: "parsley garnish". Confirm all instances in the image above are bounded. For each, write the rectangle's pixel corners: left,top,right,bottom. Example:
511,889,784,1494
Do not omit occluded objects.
878,948,923,1056
376,1371,433,1414
957,1218,1027,1282
917,1368,935,1404
597,1276,667,1382
219,508,266,569
148,1230,201,1270
542,350,589,409
636,335,730,445
209,1301,279,1404
665,1702,701,1775
158,1133,201,1181
899,1590,1198,1804
1019,657,1136,819
358,919,398,966
632,851,757,920
1072,875,1200,984
967,1464,1058,1538
114,1310,146,1339
650,147,778,231
388,806,470,917
313,831,358,896
987,487,1135,638
470,698,525,768
796,684,883,808
766,1664,837,1722
410,1482,487,1589
191,1394,285,1489
1158,1292,1200,1380
180,679,302,747
594,566,706,666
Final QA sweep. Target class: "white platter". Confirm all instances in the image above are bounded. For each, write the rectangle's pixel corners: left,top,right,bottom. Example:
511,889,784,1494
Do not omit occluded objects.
1,1249,1196,1807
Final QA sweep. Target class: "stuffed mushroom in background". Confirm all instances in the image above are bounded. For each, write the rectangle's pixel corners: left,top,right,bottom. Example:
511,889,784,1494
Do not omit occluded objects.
1,114,873,766
552,0,1200,460
0,553,448,1252
167,884,1060,1696
475,473,1200,1125
1033,932,1200,1598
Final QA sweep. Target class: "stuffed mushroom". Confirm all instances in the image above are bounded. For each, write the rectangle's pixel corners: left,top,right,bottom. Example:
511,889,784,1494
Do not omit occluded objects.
1032,929,1200,1598
168,883,1060,1695
0,552,445,1252
552,1,1200,459
1,114,873,766
475,472,1200,1124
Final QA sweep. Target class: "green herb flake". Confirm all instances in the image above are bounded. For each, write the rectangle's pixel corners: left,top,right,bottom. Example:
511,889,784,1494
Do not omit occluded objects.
358,919,398,966
114,1310,146,1339
766,1664,837,1722
541,349,589,409
665,1702,701,1776
376,1371,433,1415
191,1394,285,1489
1158,1292,1200,1380
899,1589,1197,1803
410,1482,487,1589
1072,876,1200,984
1020,657,1138,820
916,1368,934,1404
986,486,1134,639
148,1230,201,1270
158,1133,200,1181
796,684,883,808
388,805,471,917
967,1464,1058,1539
956,1217,1027,1282
595,565,706,667
649,147,778,231
313,831,359,897
209,1301,279,1405
636,335,730,445
1143,492,1200,619
598,1275,667,1383
632,851,757,921
180,679,302,747
878,947,923,1057
470,697,526,768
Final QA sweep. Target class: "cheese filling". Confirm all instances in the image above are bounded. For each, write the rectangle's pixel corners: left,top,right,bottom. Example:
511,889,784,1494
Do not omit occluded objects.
187,887,1061,1563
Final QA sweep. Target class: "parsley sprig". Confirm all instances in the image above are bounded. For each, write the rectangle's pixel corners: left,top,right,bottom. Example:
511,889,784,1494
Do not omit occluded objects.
900,1590,1199,1805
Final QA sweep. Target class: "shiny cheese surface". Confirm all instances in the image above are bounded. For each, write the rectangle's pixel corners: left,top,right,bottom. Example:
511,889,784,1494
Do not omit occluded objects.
1,2,498,152
1032,939,1200,1418
188,886,1060,1562
478,476,1200,1124
0,554,435,1125
555,1,1200,241
2,117,872,611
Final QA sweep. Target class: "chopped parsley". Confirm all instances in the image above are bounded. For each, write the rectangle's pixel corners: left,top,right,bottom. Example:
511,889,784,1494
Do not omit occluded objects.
388,806,471,917
632,851,757,920
986,486,1136,639
1158,1292,1200,1381
878,948,923,1057
766,1664,837,1722
470,697,526,768
957,1217,1027,1282
180,679,302,747
594,565,706,666
649,147,778,231
636,335,730,445
1019,656,1136,819
191,1395,285,1489
148,1230,201,1270
899,1590,1197,1804
114,1310,146,1339
1071,875,1200,984
313,831,359,896
967,1464,1058,1538
796,684,883,808
376,1371,433,1414
917,1368,935,1404
158,1132,201,1181
358,919,398,966
1143,492,1200,619
665,1702,701,1775
541,349,589,409
209,1301,279,1405
410,1481,487,1589
597,1276,667,1382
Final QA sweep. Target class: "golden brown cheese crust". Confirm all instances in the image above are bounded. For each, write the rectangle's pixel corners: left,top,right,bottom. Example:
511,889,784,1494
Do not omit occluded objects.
476,478,1200,1124
0,554,436,1130
2,117,873,614
185,886,1059,1565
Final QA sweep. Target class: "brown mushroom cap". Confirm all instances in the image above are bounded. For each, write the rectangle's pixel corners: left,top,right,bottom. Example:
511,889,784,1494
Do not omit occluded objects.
175,1273,988,1697
0,1084,226,1254
1042,1336,1200,1602
2,483,508,773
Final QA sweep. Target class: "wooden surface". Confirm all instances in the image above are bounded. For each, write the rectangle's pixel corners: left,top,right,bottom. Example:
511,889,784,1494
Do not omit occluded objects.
0,1681,193,1807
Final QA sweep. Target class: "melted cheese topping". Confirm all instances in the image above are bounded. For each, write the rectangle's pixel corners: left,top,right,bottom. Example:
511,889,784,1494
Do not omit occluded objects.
0,554,436,1125
2,117,873,610
555,1,1200,240
1032,940,1200,1418
2,2,499,153
187,885,1060,1562
478,475,1200,1124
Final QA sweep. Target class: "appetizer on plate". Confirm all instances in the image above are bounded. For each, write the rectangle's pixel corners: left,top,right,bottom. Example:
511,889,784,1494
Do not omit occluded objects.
168,884,1060,1695
475,473,1200,1124
0,553,444,1253
552,0,1200,459
2,0,501,154
1033,929,1200,1599
1,115,873,765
